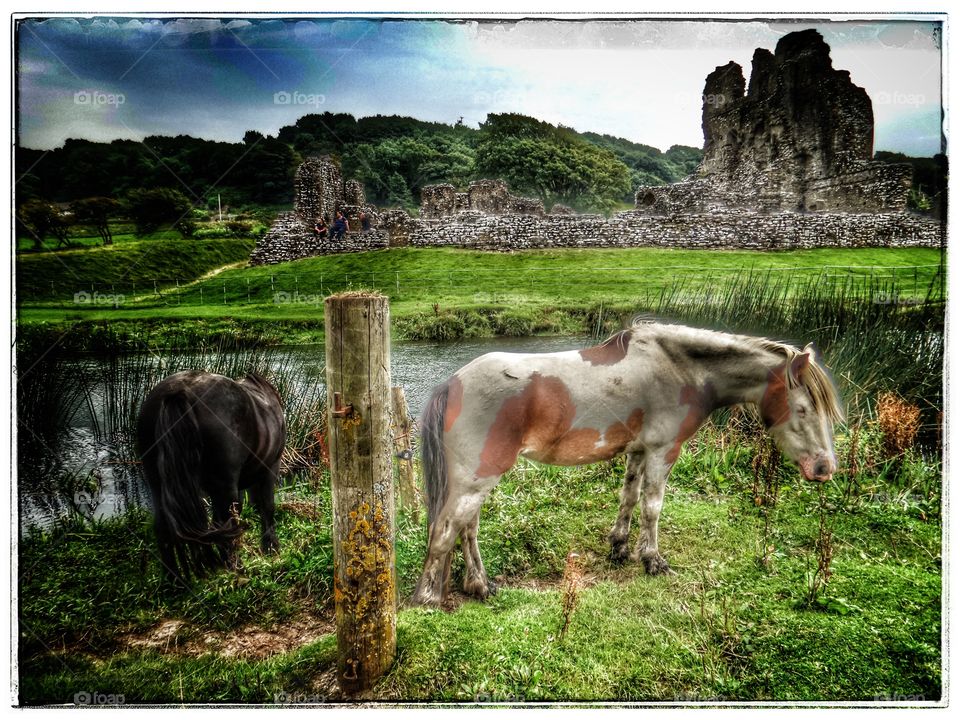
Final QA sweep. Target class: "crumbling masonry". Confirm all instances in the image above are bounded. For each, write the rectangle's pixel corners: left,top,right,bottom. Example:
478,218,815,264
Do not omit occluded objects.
250,29,941,266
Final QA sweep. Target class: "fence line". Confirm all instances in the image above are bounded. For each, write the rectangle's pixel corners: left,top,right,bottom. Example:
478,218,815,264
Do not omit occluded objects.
33,264,943,308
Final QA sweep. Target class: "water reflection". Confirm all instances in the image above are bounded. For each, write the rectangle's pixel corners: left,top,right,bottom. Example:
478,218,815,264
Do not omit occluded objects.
20,335,589,531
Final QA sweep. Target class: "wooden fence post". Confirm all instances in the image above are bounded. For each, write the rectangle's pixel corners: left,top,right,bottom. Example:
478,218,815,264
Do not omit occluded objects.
391,386,420,522
324,292,396,695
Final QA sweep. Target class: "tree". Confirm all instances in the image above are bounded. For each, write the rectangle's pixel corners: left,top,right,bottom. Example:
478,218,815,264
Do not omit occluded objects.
384,171,414,209
125,188,194,237
70,197,121,245
18,199,71,250
475,114,631,212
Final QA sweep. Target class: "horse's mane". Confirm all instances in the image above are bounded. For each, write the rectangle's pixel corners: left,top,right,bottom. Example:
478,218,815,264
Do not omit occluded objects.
732,336,845,423
243,372,284,408
626,321,844,422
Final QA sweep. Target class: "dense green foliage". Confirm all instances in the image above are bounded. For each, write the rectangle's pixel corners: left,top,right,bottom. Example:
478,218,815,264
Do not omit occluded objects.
126,187,195,237
16,112,698,214
580,131,704,189
474,114,632,211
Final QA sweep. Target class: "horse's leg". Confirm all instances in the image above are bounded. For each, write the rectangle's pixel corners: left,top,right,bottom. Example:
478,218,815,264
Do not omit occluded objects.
249,461,280,554
608,451,645,563
632,450,675,576
410,501,463,606
461,510,496,599
145,473,180,585
411,474,498,606
209,482,242,570
153,514,181,586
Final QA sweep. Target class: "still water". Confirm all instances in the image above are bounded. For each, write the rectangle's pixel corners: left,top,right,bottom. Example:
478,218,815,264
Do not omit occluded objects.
20,335,590,533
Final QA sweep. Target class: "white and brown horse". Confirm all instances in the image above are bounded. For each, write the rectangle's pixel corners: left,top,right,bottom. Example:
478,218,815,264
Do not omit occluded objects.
411,321,843,606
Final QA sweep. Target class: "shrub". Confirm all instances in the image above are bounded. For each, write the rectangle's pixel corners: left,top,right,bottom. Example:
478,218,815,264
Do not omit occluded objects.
876,392,922,460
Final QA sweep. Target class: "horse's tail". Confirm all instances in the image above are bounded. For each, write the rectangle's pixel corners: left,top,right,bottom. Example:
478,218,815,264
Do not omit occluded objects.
150,392,241,580
420,382,451,531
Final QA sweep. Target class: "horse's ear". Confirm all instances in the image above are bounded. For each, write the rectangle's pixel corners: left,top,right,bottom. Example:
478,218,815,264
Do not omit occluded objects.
803,342,818,358
791,351,811,379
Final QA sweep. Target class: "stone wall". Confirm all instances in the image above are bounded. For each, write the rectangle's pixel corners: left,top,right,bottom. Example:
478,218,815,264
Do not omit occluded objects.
252,203,941,265
344,179,366,206
376,210,941,252
295,156,344,224
249,211,389,265
420,178,545,218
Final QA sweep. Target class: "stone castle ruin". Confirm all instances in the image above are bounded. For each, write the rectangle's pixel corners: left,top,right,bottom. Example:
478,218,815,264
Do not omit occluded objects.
249,156,387,265
250,29,940,266
634,29,913,215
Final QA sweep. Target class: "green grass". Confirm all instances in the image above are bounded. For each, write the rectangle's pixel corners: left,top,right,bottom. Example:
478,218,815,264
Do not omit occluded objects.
16,233,255,299
16,246,943,346
18,425,941,705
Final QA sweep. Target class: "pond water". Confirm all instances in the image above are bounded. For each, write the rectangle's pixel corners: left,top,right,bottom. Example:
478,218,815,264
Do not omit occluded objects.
20,335,590,533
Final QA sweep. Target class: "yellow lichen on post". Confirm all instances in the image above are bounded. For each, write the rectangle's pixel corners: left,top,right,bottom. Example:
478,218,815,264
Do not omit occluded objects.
325,293,396,696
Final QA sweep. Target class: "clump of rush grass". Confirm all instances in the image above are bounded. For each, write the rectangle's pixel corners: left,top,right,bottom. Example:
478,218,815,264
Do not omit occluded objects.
751,436,782,571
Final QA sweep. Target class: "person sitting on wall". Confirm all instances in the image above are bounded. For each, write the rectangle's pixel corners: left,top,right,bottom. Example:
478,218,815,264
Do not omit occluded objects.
314,217,328,239
359,210,371,233
331,211,348,241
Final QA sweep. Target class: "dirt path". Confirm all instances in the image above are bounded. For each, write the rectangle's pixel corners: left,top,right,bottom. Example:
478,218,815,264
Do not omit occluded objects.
119,610,335,660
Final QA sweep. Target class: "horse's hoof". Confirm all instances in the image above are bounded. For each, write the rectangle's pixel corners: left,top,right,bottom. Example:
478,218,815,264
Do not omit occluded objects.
409,586,443,607
608,542,630,565
464,577,497,600
642,554,675,576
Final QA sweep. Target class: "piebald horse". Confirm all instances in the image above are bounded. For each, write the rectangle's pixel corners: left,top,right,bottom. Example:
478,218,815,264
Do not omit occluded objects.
137,370,286,586
411,321,843,606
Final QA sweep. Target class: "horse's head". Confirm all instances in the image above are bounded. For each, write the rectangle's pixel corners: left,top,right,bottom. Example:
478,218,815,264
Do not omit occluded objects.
761,344,843,483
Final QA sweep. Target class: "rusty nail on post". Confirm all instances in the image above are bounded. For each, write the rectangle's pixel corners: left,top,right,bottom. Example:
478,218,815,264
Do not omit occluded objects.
331,391,353,419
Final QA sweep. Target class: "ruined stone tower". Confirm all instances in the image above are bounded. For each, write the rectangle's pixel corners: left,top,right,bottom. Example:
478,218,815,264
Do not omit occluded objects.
294,156,345,224
636,29,913,214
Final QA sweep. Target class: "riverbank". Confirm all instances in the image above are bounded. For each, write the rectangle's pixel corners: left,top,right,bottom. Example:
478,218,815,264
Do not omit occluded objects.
16,245,945,349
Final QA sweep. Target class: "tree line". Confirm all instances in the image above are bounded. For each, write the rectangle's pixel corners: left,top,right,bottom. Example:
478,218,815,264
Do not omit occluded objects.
18,112,942,247
16,112,704,223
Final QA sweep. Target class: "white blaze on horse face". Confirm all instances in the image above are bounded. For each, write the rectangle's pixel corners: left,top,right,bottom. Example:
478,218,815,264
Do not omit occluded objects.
761,353,837,482
768,378,838,483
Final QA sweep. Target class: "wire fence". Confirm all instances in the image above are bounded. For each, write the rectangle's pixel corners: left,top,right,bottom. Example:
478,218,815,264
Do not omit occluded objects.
34,264,944,309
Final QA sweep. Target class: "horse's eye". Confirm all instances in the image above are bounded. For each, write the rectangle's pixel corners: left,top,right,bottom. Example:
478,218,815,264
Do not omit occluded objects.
797,406,808,418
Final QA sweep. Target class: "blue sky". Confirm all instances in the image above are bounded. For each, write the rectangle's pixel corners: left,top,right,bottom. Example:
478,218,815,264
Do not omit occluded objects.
17,17,943,156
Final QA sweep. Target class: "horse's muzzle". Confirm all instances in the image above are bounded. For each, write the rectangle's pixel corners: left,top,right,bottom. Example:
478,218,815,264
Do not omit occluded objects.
800,456,836,483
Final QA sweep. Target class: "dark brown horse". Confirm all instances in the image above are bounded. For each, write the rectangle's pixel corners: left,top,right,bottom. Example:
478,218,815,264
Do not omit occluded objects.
136,370,286,585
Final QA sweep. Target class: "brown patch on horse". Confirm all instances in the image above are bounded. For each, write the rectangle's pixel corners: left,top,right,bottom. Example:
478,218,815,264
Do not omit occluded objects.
537,408,646,465
476,373,645,474
760,363,791,428
444,375,464,432
599,408,646,456
475,373,567,478
525,404,645,466
579,330,631,366
666,382,717,464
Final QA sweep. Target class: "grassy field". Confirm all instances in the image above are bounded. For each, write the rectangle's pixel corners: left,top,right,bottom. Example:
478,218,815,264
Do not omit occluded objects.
18,420,941,704
17,245,944,346
17,233,256,300
15,239,944,704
